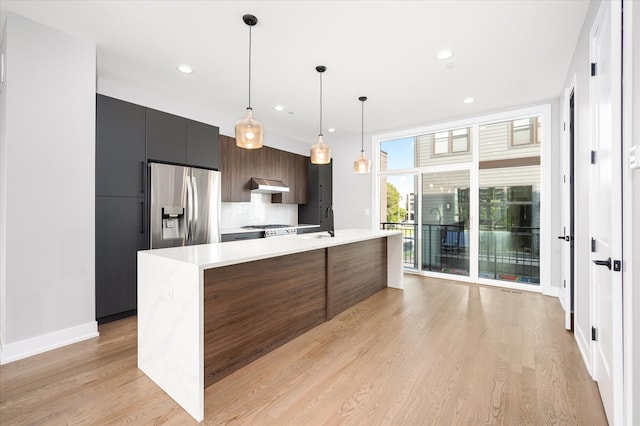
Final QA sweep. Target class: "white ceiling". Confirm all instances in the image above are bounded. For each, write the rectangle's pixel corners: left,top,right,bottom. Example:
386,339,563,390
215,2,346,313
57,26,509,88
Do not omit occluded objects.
0,1,589,144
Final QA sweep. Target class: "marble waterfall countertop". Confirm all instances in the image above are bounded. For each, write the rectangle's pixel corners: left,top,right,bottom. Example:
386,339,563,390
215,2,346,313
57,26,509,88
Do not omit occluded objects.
139,228,402,270
137,227,404,422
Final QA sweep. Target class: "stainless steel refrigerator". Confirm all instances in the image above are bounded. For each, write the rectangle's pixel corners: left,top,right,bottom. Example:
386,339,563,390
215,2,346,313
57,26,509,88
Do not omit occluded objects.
149,162,221,249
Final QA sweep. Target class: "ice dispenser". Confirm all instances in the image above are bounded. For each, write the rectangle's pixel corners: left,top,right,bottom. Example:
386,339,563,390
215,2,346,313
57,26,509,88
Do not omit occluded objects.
162,206,184,240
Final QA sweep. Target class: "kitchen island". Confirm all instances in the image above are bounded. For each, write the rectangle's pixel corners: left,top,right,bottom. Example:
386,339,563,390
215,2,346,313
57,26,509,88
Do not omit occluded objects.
137,229,403,421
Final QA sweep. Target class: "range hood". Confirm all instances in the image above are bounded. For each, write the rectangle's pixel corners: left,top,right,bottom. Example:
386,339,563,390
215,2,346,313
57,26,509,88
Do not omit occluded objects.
250,178,290,194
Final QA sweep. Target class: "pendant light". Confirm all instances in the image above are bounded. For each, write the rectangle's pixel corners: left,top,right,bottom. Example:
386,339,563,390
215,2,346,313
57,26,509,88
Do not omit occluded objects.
354,96,371,174
235,14,264,149
310,65,331,164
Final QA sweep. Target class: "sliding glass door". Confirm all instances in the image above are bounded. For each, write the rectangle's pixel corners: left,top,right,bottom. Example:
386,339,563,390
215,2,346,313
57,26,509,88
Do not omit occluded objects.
421,170,470,276
377,108,545,289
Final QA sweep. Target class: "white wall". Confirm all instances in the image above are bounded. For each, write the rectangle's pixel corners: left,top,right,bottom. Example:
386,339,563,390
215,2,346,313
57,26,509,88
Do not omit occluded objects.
97,79,311,157
559,0,601,370
0,13,97,364
331,132,374,230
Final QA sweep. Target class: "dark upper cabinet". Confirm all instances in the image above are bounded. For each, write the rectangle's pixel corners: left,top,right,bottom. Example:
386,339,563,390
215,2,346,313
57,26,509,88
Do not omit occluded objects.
95,196,146,321
146,108,187,164
146,109,220,170
187,119,220,170
96,95,146,197
298,159,332,229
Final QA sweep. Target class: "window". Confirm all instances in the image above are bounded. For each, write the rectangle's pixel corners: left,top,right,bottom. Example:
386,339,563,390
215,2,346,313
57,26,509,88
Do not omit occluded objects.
380,137,415,170
432,127,471,156
509,117,540,147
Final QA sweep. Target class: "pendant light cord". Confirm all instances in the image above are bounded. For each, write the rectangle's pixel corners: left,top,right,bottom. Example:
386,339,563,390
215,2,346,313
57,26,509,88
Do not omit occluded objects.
361,100,364,153
248,25,252,109
319,71,323,136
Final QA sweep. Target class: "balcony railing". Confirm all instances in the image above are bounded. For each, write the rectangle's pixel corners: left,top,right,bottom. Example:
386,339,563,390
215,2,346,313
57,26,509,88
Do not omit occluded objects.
479,226,539,283
380,222,540,284
380,222,417,267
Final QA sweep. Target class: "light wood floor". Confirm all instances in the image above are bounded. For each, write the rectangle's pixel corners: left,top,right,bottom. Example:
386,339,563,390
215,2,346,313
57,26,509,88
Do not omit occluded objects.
1,275,607,425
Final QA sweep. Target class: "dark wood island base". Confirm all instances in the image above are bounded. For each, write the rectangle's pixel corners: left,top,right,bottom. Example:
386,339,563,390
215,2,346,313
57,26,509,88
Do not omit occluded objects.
203,238,387,387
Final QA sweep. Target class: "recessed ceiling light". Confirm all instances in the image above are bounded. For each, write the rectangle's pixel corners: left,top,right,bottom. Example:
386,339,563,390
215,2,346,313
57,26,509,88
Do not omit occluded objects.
463,97,475,104
177,64,193,74
328,128,336,133
436,50,454,60
274,105,285,111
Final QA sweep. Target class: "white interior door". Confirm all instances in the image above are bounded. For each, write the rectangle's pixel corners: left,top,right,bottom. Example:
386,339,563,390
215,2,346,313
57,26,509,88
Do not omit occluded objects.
590,2,623,424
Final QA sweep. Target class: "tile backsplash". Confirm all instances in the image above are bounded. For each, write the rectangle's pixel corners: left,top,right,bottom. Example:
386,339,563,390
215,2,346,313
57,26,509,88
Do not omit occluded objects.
221,193,298,228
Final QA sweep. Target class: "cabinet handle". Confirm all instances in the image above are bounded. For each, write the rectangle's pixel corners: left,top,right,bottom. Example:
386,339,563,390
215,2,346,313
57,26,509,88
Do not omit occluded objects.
140,201,144,234
140,161,145,194
319,184,323,202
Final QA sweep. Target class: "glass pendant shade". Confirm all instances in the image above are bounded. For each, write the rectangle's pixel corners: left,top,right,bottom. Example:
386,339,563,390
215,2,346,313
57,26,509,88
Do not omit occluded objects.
310,134,331,165
310,65,330,164
354,151,371,174
354,96,371,174
236,14,263,150
235,108,264,149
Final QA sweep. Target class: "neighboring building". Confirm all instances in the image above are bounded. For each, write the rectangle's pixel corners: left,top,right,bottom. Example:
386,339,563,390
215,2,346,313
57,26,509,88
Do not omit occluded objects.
380,150,388,223
405,193,415,222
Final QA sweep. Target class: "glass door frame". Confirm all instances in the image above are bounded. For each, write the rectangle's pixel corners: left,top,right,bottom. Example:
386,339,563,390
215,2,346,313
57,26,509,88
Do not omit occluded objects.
372,104,553,295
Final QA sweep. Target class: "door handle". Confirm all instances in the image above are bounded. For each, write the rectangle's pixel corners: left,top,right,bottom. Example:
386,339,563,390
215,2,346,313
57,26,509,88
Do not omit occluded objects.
557,235,570,241
593,257,612,270
140,161,145,194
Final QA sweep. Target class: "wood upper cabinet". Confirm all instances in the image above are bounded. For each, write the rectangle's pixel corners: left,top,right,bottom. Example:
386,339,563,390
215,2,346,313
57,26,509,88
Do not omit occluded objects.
220,136,308,204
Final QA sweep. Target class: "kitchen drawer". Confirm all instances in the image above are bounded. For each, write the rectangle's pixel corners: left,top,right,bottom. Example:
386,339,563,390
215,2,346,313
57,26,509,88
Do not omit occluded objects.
221,232,263,242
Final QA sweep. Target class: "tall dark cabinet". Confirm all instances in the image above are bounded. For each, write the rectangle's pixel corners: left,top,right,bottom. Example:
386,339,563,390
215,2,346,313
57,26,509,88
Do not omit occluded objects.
95,95,147,323
96,95,220,324
298,159,333,231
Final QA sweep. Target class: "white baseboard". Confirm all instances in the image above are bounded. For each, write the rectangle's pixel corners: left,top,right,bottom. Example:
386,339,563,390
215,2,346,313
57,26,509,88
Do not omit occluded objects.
575,325,592,376
558,292,567,311
543,286,560,297
0,321,99,365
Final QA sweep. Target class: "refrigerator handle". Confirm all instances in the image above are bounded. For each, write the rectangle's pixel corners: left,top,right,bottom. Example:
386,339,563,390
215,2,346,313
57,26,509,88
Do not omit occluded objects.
191,176,198,239
186,175,193,242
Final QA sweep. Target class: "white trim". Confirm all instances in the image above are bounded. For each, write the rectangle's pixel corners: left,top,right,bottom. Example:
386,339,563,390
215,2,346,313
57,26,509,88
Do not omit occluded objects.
561,75,577,331
622,1,636,424
575,324,593,376
539,104,552,296
0,321,99,365
478,277,544,294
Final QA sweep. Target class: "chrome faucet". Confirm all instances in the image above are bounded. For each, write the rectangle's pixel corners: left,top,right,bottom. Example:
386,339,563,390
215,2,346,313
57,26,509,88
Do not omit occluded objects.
325,205,335,237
